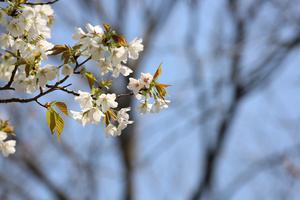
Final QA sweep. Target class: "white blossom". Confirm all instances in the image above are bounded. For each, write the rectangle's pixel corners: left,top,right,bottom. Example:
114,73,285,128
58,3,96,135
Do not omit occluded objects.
90,43,108,61
6,18,24,37
86,23,104,37
18,12,34,31
0,132,16,157
0,62,15,81
109,46,127,66
0,131,7,141
74,90,93,111
116,107,133,134
71,107,104,127
73,27,87,42
117,107,132,124
12,74,27,92
20,43,35,59
1,140,16,157
94,59,113,75
0,9,7,26
12,75,38,94
96,93,118,113
27,17,48,41
70,111,89,127
0,33,14,49
104,124,117,138
128,37,143,60
35,40,54,60
127,77,142,99
61,64,73,77
23,6,36,18
112,64,133,78
135,100,152,115
35,5,54,20
140,72,153,88
87,107,104,125
11,38,26,52
36,64,57,87
151,99,170,113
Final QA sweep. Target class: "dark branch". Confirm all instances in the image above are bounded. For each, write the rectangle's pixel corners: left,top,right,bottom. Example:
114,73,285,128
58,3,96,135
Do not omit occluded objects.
25,0,59,5
221,143,300,200
21,155,69,200
46,84,79,96
0,75,69,104
116,92,134,99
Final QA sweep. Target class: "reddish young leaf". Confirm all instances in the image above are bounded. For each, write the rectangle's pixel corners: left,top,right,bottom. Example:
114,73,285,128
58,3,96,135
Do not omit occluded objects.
153,63,162,79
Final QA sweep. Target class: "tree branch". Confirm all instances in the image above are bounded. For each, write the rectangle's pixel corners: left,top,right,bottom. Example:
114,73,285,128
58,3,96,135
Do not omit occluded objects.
116,92,134,99
220,143,300,200
46,84,79,96
25,0,59,5
0,76,69,104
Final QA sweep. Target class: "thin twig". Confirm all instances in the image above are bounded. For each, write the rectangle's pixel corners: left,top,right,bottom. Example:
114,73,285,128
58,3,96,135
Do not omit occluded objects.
0,75,70,104
25,0,59,6
0,86,15,91
3,65,18,88
116,92,134,99
46,84,79,96
2,51,21,89
35,99,46,108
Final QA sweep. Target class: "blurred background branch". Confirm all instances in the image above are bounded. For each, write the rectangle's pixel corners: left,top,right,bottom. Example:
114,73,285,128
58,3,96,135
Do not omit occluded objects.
1,0,300,200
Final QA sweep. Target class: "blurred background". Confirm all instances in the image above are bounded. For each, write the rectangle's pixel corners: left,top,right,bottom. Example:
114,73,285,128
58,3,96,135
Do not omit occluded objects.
1,0,300,199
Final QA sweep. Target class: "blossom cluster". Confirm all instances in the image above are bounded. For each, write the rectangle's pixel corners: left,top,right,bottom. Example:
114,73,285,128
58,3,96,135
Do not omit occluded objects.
70,91,133,138
68,22,146,138
0,2,170,156
73,23,143,78
0,4,56,93
127,71,170,115
0,131,16,157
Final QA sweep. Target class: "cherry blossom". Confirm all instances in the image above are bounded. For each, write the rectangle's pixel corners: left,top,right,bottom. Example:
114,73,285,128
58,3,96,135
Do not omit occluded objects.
0,131,16,157
94,59,113,75
127,77,143,99
151,99,170,113
112,64,133,78
74,91,93,111
128,37,143,60
36,64,58,87
104,124,117,138
140,72,153,88
109,46,127,66
0,9,7,26
135,100,152,115
0,33,14,49
61,64,73,77
1,140,16,157
96,93,118,113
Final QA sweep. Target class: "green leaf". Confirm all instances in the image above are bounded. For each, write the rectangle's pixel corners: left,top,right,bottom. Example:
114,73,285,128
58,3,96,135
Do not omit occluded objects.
33,52,41,60
46,108,64,143
72,44,82,51
54,101,71,118
48,45,69,55
14,59,28,66
25,64,30,77
20,0,28,4
53,109,64,144
85,71,98,90
61,52,70,64
46,108,56,135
